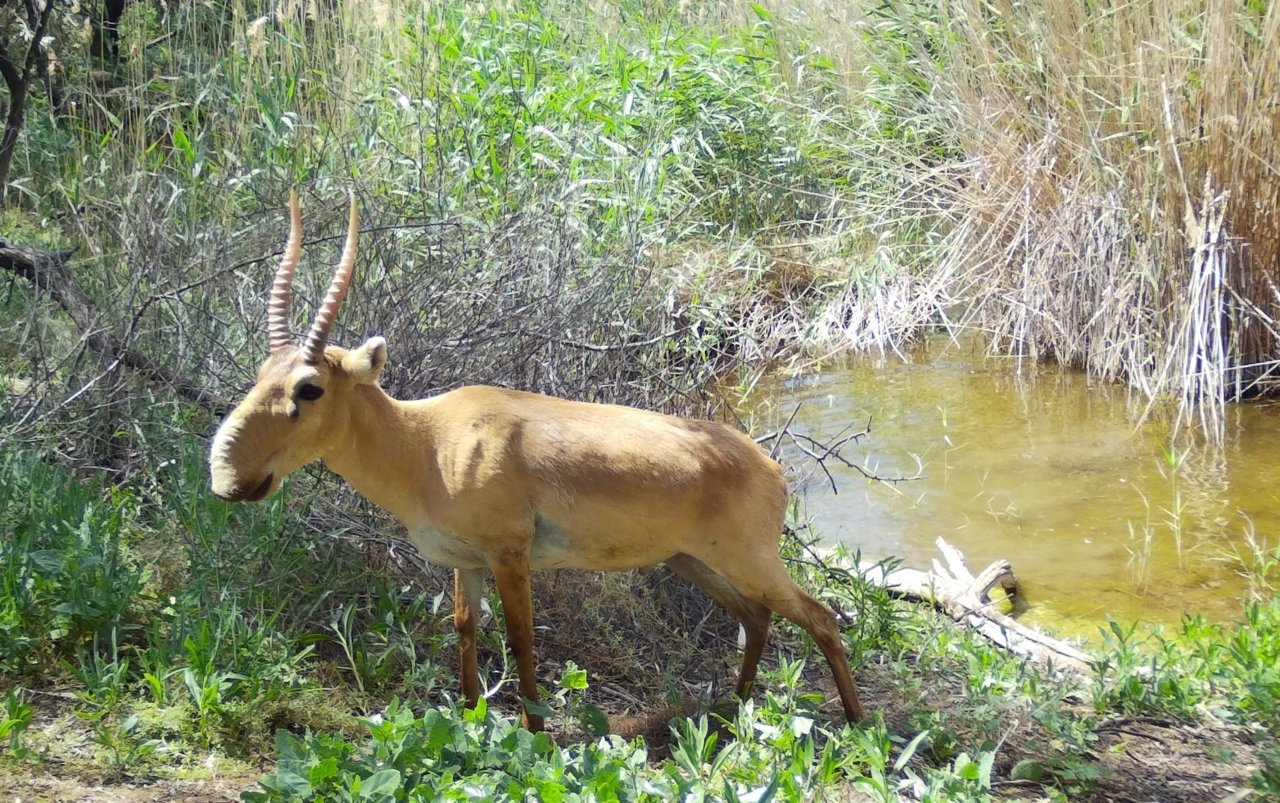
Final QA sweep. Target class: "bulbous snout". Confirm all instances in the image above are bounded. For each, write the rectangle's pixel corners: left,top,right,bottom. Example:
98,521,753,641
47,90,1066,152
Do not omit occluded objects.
209,410,278,503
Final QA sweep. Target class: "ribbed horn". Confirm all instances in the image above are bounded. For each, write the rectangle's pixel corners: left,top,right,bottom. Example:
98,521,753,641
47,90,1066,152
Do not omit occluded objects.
267,190,303,352
301,192,359,364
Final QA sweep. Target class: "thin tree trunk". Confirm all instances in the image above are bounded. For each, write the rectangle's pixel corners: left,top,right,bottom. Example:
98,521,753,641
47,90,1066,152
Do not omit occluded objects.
0,0,56,197
0,54,26,193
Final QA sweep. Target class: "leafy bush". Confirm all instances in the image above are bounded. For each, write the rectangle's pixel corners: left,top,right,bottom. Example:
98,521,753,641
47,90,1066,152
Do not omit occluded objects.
1092,604,1280,737
0,452,146,672
244,666,1002,803
247,699,667,802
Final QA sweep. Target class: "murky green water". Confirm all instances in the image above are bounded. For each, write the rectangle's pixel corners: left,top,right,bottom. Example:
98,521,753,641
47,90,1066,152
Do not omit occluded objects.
746,338,1279,639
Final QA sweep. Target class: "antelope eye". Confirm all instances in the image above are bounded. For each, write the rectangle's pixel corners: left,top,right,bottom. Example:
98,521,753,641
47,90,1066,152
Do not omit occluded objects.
296,384,325,402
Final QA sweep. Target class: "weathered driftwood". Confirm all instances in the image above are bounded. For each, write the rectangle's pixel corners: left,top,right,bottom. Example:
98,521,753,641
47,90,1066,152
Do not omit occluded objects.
859,537,1094,674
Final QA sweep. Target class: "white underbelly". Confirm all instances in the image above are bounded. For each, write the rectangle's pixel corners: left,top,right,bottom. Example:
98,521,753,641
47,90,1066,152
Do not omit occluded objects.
404,516,671,572
407,524,486,569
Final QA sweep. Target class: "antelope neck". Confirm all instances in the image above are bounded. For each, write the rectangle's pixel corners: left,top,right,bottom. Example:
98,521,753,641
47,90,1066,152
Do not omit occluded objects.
321,384,436,528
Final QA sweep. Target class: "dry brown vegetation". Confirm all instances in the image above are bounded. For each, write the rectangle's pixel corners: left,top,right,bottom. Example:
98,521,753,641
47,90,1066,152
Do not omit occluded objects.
915,0,1280,434
707,0,1280,436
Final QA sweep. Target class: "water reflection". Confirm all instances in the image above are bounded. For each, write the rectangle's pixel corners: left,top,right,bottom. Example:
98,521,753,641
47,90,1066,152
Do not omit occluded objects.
746,338,1277,639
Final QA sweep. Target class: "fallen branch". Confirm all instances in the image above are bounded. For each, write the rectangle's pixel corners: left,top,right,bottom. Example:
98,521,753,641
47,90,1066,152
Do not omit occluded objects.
0,240,217,408
860,537,1094,674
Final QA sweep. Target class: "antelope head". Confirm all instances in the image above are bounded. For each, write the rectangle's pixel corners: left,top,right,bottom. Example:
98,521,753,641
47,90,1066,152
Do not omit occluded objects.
209,191,386,502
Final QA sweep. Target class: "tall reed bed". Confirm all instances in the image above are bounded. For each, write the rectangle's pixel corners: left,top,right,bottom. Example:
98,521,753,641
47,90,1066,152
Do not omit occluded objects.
908,0,1280,434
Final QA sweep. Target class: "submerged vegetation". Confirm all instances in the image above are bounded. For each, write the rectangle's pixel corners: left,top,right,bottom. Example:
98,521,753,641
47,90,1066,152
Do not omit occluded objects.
1,0,1278,799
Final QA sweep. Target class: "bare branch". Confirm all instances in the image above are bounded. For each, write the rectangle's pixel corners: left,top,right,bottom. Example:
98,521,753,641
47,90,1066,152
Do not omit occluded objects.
0,241,219,408
756,411,921,488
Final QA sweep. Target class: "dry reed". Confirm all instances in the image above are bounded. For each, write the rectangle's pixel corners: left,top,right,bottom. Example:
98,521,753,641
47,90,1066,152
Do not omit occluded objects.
922,0,1280,436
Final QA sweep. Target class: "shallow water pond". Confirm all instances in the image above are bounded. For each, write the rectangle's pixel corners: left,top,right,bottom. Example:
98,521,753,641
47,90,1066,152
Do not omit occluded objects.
746,339,1279,639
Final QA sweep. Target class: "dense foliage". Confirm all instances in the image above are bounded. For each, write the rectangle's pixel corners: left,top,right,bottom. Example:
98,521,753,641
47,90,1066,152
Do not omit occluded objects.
1,0,1278,800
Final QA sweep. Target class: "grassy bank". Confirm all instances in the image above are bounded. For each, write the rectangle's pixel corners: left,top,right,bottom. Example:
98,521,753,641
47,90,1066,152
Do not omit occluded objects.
1,0,1278,799
1,443,1276,798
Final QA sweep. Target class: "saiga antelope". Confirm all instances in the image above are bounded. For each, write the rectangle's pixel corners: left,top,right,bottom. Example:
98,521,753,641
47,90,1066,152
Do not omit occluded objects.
209,191,865,730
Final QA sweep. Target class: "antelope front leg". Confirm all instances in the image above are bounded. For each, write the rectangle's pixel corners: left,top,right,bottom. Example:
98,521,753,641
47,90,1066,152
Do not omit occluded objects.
491,558,543,731
454,567,485,708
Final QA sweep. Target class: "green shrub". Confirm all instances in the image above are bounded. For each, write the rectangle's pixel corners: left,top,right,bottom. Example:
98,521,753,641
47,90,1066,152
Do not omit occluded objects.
0,452,146,672
1092,605,1280,737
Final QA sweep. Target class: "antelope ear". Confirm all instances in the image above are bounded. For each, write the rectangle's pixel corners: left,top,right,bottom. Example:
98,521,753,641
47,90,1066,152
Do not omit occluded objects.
342,337,387,384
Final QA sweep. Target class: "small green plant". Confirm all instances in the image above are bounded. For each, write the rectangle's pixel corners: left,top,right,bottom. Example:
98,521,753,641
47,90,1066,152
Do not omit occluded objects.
1091,620,1205,719
0,688,33,760
74,647,133,719
1232,517,1279,602
0,453,147,672
323,584,442,699
327,603,371,697
845,720,925,801
542,661,609,740
1253,743,1280,798
181,665,242,748
1088,604,1280,791
245,699,668,802
94,713,162,777
846,721,997,803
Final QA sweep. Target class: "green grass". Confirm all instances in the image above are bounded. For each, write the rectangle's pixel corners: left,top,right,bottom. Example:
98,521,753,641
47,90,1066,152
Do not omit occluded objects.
0,439,1276,796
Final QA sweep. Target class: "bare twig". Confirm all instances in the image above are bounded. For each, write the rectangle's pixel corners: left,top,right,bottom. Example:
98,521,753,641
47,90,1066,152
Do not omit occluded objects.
757,411,920,490
0,241,217,408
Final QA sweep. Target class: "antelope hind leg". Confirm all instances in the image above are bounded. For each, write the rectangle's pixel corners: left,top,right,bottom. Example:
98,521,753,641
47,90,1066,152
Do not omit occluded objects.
665,553,772,698
491,558,544,732
708,552,865,722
